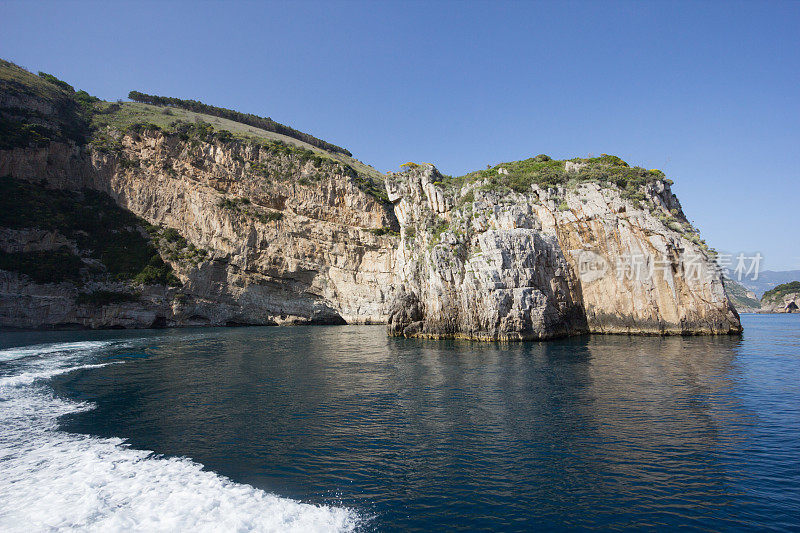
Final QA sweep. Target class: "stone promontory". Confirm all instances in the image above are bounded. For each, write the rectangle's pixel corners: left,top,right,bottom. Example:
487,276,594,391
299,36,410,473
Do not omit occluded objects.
385,163,740,339
0,59,741,337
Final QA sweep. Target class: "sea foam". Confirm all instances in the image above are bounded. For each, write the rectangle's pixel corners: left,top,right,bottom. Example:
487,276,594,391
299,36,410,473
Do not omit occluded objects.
0,338,360,532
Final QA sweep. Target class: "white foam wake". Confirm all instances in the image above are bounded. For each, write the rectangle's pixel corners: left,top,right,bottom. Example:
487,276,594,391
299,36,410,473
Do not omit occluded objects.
0,340,117,361
0,339,360,532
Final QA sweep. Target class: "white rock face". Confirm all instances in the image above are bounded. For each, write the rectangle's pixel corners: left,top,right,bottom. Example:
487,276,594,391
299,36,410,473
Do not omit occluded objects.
385,165,740,339
0,136,740,336
565,161,588,173
385,164,587,340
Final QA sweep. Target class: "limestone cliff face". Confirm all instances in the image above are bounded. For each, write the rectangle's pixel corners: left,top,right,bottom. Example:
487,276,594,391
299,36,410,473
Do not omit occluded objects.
385,164,741,339
0,144,742,336
385,166,587,340
0,141,742,336
1,132,398,328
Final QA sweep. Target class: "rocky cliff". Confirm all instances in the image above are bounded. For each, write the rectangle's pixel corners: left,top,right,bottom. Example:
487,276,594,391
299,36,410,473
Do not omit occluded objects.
0,131,398,328
760,281,800,313
385,163,740,339
723,277,761,313
0,59,741,337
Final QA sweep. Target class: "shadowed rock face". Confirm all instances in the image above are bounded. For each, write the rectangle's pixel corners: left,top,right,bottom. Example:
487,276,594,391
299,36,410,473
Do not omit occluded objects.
384,164,741,340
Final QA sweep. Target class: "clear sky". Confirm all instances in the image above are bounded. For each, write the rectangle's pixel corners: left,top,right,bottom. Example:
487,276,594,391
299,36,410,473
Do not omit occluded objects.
1,0,798,269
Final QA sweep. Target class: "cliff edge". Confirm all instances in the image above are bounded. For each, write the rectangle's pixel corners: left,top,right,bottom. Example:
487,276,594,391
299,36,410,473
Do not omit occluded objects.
385,161,740,339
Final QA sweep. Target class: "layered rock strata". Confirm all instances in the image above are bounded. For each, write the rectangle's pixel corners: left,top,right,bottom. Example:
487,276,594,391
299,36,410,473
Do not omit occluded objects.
385,164,740,339
1,133,398,328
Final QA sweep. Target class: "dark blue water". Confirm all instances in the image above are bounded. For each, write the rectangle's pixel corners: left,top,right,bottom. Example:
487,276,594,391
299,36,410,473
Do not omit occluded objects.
2,314,800,531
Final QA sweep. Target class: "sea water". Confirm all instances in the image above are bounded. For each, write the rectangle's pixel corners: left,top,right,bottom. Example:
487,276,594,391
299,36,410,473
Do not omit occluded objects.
1,314,799,531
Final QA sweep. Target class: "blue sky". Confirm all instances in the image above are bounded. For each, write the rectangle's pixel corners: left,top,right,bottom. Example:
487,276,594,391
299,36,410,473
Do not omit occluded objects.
2,0,798,269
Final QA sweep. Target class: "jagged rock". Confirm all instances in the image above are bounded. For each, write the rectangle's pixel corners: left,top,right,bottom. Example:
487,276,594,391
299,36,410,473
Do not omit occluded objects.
384,164,740,339
385,164,587,340
386,287,423,336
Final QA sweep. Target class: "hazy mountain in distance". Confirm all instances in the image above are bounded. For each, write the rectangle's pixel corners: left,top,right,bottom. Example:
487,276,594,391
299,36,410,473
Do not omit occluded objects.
725,270,800,298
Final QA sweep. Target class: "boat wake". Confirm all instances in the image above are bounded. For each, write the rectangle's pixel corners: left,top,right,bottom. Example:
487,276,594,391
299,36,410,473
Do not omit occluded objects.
0,340,360,532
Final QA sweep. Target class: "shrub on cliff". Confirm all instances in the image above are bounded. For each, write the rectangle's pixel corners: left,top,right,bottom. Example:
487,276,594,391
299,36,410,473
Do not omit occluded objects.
453,154,667,199
133,255,180,286
256,211,284,223
37,71,74,92
368,227,399,237
0,119,56,149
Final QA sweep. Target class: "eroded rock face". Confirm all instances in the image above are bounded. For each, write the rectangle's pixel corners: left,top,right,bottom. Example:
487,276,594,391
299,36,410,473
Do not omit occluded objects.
547,181,740,334
761,291,800,313
0,133,741,336
385,164,741,339
1,132,398,328
386,164,587,340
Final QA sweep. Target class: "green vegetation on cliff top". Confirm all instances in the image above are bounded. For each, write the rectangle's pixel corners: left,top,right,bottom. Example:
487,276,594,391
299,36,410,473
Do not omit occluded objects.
762,281,800,303
88,101,383,182
127,90,351,156
437,154,670,197
401,154,711,252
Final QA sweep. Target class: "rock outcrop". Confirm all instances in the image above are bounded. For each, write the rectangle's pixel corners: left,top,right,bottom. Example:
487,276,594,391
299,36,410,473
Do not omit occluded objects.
384,164,740,339
385,165,587,340
760,282,800,313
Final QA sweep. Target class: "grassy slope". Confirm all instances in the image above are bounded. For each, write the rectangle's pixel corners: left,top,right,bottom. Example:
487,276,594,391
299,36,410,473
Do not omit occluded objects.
0,59,71,99
1,59,383,181
91,101,384,181
0,59,94,148
440,154,669,196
